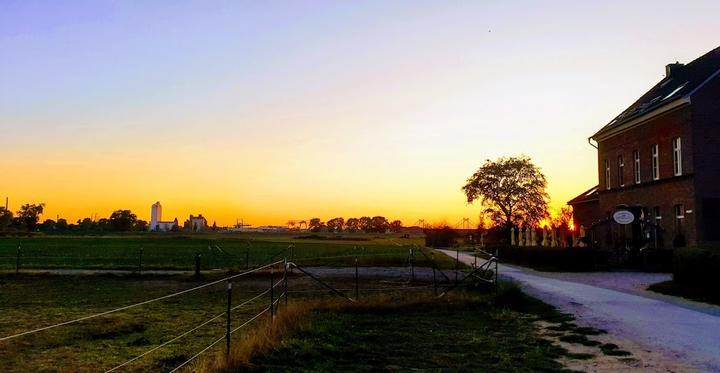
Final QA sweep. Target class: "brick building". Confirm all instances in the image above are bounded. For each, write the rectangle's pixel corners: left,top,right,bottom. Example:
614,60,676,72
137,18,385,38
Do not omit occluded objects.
569,46,720,250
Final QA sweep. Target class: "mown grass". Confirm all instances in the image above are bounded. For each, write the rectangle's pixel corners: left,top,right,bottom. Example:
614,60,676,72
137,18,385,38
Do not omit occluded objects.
225,285,598,372
0,265,450,372
0,274,274,372
0,233,456,270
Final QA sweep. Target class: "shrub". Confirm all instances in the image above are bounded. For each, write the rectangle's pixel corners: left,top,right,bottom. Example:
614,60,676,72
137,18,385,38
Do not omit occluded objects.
493,245,597,272
673,248,720,289
423,226,457,247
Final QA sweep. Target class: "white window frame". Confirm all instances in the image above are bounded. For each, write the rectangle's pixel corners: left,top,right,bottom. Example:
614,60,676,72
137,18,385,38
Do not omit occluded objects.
604,159,611,190
618,155,625,187
651,144,659,180
633,150,641,184
673,137,682,176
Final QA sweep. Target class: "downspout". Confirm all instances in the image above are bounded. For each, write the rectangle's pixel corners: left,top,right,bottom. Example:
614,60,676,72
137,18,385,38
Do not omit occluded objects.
587,137,598,149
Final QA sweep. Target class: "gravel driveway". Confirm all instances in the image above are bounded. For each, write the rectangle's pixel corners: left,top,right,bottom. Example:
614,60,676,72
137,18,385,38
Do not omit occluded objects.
438,249,720,372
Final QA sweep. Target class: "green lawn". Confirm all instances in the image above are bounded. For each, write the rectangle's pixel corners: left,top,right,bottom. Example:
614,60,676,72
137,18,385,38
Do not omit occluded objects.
0,233,455,270
0,274,274,372
247,291,574,372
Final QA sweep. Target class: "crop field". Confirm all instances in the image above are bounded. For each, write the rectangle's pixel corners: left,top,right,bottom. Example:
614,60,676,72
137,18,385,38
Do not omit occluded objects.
0,233,455,271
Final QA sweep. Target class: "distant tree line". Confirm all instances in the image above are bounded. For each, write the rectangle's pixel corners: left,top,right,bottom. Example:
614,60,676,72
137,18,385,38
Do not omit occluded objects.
298,216,402,233
0,203,148,233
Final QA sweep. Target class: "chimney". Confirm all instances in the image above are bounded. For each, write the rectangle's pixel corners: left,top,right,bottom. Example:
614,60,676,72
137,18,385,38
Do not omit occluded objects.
666,62,684,77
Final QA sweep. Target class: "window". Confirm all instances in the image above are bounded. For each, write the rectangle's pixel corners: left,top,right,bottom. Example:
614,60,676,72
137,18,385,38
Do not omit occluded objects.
654,206,662,224
673,137,682,176
604,159,610,190
651,144,659,180
675,204,684,231
633,150,641,184
617,155,625,187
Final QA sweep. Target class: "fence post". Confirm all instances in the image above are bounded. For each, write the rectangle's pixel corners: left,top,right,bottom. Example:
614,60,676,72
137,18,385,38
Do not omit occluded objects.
226,277,232,358
494,248,499,287
410,248,415,283
269,267,275,320
354,256,359,300
138,247,143,275
195,253,201,277
474,247,477,268
455,247,459,284
283,259,288,306
432,252,437,296
16,245,21,275
246,248,250,270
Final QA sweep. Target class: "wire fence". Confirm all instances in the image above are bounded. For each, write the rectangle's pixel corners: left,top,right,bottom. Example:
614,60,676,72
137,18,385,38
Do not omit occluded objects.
0,248,498,372
1,243,431,273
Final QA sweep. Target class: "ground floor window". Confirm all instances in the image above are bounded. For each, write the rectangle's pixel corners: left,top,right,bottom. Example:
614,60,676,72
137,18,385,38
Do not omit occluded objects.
674,204,686,247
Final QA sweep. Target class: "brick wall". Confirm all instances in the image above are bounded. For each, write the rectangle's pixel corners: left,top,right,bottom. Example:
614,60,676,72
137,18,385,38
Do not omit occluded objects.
691,73,720,243
595,106,697,248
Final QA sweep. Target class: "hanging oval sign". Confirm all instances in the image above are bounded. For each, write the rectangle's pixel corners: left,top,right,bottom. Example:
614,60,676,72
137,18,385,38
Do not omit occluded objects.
613,210,635,225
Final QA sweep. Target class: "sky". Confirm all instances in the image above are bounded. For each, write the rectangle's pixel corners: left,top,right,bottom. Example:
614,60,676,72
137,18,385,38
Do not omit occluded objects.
1,0,719,227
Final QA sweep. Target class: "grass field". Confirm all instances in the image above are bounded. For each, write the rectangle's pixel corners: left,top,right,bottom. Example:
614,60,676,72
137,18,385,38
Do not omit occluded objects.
241,285,594,372
0,274,269,372
0,233,456,270
0,271,441,372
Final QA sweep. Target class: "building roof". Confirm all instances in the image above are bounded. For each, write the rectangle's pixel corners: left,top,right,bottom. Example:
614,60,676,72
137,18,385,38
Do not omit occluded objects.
592,46,720,140
567,185,599,206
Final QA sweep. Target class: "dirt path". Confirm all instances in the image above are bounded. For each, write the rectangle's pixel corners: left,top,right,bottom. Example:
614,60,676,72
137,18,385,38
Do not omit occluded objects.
439,249,720,372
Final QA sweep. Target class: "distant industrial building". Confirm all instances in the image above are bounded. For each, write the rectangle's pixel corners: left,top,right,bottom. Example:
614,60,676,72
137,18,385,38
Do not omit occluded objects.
149,202,178,232
184,214,208,232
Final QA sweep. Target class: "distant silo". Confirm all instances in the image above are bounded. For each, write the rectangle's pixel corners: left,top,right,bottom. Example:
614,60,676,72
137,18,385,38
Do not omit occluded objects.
150,201,162,231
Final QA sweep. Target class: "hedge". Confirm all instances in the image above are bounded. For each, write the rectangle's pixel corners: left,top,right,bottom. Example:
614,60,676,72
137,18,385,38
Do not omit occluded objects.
673,248,720,287
494,246,600,272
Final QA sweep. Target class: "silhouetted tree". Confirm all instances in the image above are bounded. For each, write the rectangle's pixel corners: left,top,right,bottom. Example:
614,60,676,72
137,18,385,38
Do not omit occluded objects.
308,218,325,232
369,216,389,233
389,220,402,232
40,219,56,232
345,218,360,232
551,207,573,230
16,203,45,231
96,218,110,231
0,207,14,230
77,218,95,232
108,210,137,232
462,156,549,229
134,220,148,232
359,216,372,232
56,218,68,232
326,217,344,233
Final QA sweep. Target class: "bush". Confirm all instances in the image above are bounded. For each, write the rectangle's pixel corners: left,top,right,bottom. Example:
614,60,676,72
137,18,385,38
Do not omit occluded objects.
494,245,598,272
424,226,457,247
673,248,720,288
